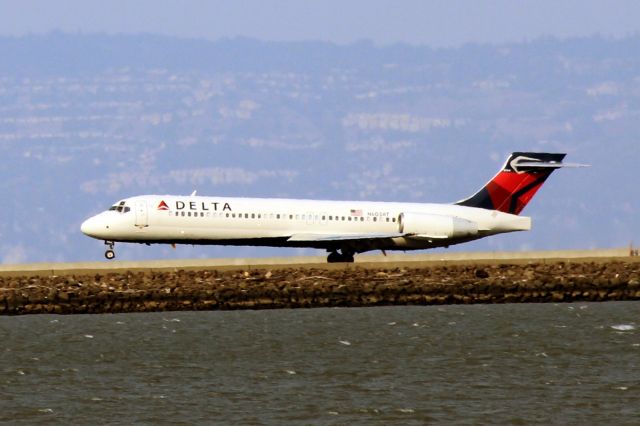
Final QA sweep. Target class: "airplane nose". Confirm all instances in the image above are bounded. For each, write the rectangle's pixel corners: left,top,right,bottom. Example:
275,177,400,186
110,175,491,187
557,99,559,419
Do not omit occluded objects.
81,216,106,238
80,217,95,236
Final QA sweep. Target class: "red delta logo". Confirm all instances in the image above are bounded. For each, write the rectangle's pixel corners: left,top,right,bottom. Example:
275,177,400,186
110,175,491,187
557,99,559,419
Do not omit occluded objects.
157,200,170,211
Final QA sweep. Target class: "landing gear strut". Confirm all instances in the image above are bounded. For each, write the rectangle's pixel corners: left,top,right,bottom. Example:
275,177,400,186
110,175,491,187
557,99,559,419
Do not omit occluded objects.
327,250,355,263
104,241,115,260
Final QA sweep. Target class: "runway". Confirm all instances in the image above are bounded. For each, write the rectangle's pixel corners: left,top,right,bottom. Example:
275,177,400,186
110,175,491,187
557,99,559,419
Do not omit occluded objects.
0,248,633,277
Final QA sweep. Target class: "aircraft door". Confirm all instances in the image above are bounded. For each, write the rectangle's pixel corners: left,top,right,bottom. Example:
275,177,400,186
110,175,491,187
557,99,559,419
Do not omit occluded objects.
135,200,149,227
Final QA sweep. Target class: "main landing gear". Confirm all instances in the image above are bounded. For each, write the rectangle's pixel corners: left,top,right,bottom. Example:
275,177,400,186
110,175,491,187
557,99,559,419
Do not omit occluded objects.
327,250,355,263
104,241,116,260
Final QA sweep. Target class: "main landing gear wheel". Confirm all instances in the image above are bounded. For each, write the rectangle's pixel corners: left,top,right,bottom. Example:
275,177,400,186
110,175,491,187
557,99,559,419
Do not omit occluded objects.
104,241,116,260
327,251,355,263
327,252,341,263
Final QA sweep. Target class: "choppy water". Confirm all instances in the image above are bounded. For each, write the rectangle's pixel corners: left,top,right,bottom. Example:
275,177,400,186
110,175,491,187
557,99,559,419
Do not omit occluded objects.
1,303,640,425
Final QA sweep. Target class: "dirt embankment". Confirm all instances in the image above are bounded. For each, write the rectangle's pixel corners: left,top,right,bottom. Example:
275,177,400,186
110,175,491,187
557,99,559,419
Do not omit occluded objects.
1,261,639,315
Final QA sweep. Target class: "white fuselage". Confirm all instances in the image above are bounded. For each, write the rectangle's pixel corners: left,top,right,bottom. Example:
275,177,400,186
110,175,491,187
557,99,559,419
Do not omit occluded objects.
81,194,531,253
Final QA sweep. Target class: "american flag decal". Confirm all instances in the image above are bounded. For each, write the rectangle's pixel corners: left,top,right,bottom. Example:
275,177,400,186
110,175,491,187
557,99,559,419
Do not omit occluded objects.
350,209,362,217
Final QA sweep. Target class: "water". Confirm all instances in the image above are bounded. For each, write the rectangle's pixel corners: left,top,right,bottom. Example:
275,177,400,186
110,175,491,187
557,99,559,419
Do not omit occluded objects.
1,303,639,425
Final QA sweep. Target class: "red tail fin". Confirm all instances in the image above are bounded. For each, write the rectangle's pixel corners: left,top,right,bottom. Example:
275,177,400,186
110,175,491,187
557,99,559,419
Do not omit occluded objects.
456,152,567,215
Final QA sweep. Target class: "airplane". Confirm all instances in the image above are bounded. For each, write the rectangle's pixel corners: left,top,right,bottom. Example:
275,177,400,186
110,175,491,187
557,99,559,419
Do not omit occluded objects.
81,152,585,263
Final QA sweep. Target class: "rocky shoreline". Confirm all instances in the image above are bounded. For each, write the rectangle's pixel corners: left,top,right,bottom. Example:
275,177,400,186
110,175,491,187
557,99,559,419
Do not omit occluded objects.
1,260,639,315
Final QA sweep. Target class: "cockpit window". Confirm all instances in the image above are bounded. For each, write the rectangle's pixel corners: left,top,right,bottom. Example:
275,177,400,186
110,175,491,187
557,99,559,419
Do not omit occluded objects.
108,201,130,213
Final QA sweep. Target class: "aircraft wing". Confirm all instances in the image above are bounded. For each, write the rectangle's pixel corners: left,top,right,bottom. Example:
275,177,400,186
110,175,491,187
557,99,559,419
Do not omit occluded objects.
287,232,404,242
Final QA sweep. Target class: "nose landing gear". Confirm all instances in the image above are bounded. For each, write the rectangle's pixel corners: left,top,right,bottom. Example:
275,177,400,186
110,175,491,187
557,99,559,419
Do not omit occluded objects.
104,241,116,260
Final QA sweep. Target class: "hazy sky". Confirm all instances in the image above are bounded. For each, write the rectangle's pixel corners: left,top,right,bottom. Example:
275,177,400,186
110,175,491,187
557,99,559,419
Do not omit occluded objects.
1,0,639,46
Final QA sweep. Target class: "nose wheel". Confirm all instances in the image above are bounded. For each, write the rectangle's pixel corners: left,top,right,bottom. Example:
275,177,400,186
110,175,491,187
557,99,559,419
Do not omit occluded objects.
104,241,116,260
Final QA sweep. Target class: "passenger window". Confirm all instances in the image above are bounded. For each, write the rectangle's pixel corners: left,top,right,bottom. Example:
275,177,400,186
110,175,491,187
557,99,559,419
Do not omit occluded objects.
373,217,377,222
226,213,230,218
360,217,364,221
232,213,236,218
251,213,255,219
289,215,293,220
392,217,396,222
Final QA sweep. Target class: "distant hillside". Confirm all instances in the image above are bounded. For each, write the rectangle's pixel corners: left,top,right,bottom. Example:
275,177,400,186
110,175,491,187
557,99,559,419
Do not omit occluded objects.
2,32,640,78
0,33,637,262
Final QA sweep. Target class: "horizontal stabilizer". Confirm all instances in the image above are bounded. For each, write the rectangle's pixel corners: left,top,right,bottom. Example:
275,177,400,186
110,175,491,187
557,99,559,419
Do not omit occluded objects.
515,161,589,169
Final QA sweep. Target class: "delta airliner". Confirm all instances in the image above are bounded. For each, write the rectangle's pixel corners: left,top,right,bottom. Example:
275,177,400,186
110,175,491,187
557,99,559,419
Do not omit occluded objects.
81,152,584,262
